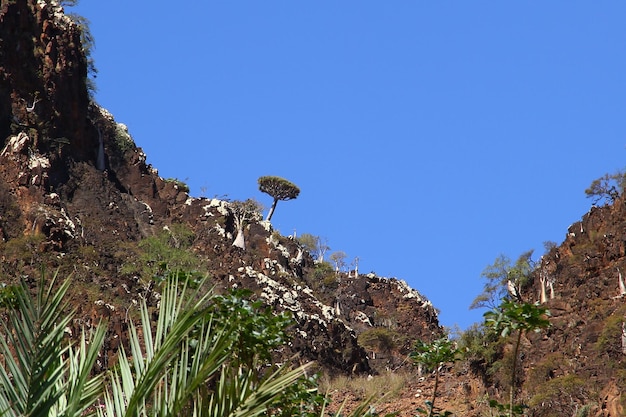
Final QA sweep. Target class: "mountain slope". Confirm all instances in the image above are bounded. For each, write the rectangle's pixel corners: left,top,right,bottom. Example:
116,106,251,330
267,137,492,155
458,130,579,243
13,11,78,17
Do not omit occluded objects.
0,0,442,377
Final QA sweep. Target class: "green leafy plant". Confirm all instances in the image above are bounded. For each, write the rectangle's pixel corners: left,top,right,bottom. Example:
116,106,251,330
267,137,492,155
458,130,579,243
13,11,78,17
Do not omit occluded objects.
410,337,458,417
484,300,551,417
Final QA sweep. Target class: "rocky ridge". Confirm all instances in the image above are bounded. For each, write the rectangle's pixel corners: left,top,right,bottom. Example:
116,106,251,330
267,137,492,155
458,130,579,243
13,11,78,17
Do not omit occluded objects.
0,0,442,377
3,2,626,416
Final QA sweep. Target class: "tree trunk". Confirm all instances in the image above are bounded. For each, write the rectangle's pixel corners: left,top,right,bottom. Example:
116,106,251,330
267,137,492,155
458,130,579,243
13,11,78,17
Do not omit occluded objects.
509,330,523,417
265,198,278,221
232,228,245,250
618,268,626,296
428,367,440,417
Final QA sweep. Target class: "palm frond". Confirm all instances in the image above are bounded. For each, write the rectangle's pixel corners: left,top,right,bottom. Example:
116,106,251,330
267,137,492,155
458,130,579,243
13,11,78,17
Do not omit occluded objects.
0,272,72,417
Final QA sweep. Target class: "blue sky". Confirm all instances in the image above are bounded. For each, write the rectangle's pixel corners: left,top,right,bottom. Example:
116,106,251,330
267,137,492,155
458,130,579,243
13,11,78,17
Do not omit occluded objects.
71,2,626,330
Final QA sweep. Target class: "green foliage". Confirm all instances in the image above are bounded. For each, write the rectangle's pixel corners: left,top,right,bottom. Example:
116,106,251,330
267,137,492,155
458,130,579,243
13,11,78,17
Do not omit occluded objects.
268,374,328,417
411,337,457,373
0,269,385,417
209,289,292,368
258,176,300,221
358,328,404,354
322,273,338,287
312,261,335,282
487,399,527,417
411,337,458,417
585,170,626,205
297,233,330,262
0,271,106,417
112,123,136,154
0,283,20,308
471,250,534,310
484,300,551,417
594,307,626,356
258,176,301,201
527,374,586,412
165,178,190,193
1,233,45,270
484,300,551,338
63,1,98,94
121,223,203,280
456,322,501,367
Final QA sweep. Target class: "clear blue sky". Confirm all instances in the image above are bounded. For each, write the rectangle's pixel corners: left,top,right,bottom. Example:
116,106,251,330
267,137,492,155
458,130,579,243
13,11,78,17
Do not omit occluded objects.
71,2,626,330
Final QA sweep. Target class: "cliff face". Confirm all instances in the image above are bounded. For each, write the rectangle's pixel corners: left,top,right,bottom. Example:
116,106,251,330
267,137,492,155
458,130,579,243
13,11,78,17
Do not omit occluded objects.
514,201,626,416
0,0,442,376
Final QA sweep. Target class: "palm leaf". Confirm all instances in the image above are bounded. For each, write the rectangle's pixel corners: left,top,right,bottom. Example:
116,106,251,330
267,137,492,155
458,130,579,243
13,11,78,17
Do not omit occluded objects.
0,271,72,417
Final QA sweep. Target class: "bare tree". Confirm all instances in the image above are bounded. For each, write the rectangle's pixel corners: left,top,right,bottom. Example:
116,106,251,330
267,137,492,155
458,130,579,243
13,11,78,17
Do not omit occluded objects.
297,233,330,263
330,251,347,274
230,199,262,250
258,176,300,221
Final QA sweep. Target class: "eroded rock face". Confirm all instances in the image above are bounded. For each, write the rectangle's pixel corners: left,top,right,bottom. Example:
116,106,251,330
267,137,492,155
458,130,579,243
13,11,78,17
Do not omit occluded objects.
1,0,92,165
0,0,444,376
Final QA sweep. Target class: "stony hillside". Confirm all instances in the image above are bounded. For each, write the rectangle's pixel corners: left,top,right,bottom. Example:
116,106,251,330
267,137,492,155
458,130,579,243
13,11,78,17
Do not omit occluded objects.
0,0,441,378
3,2,626,416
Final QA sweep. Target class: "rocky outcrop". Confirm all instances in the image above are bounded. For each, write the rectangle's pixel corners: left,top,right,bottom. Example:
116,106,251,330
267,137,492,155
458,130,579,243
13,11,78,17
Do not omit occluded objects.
0,0,443,376
503,200,626,416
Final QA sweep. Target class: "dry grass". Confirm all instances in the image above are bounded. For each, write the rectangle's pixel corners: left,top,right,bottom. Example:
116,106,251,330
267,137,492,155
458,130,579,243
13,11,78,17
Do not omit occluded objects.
319,370,414,403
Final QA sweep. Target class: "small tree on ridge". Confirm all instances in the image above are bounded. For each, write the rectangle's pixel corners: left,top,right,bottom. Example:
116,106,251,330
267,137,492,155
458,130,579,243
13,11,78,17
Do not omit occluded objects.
258,176,300,222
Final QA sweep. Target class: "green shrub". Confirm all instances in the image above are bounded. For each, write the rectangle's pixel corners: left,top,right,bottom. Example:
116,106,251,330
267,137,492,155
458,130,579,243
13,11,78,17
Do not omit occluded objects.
112,123,135,154
312,262,334,281
1,233,45,267
165,178,190,193
528,375,586,412
0,283,20,308
358,328,403,354
121,223,204,281
594,307,626,357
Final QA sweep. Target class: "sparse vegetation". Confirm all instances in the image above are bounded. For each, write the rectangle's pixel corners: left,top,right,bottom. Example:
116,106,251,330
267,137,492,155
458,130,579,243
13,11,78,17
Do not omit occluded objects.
112,123,136,154
120,223,204,281
61,1,98,93
319,371,411,408
330,250,347,273
297,233,330,262
585,170,626,205
165,177,190,193
358,328,404,357
258,176,300,221
411,337,458,417
471,251,535,310
484,300,551,417
0,270,393,417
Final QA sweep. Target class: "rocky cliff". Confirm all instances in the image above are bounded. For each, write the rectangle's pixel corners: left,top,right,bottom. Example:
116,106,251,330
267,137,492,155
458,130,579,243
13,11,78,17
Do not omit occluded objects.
0,0,442,377
7,3,626,415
